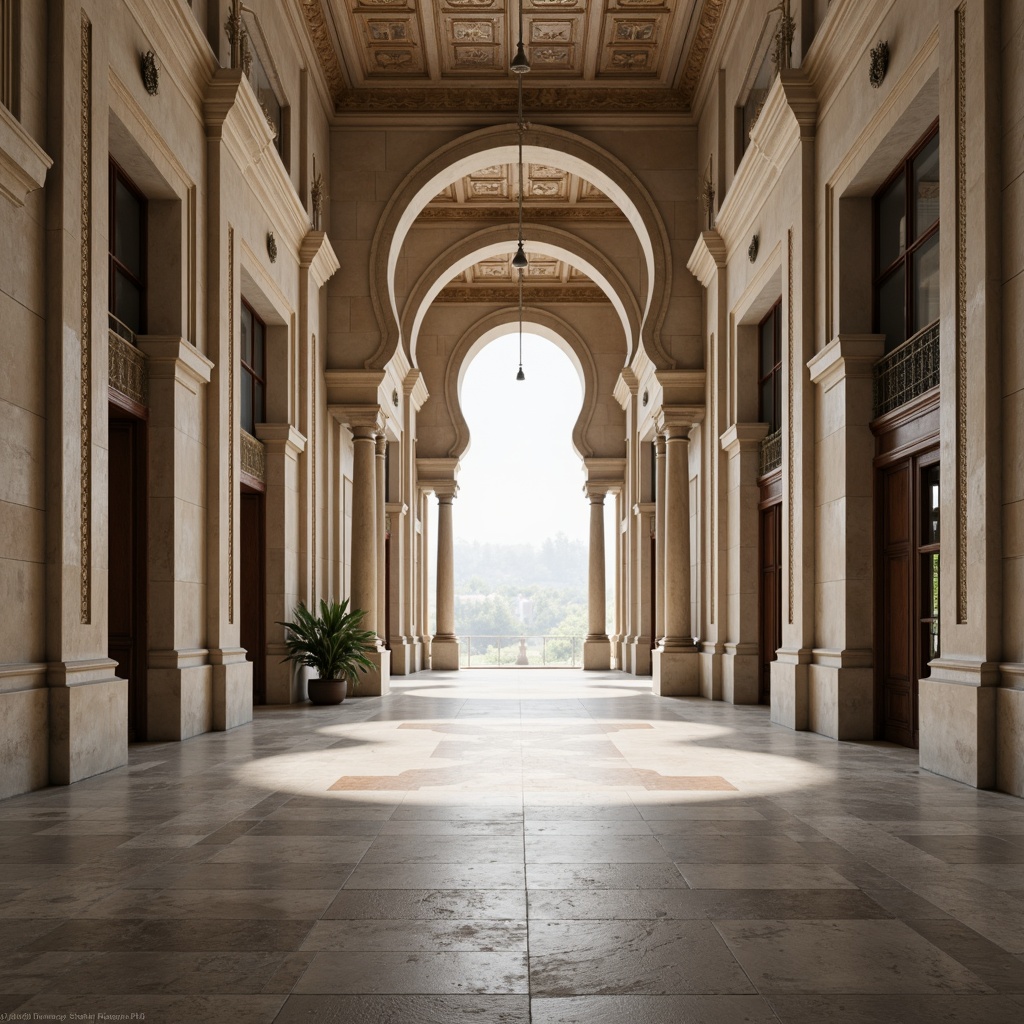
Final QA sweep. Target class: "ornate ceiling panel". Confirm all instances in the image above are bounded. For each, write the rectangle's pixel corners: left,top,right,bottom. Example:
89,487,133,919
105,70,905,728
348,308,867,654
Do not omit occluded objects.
436,249,607,302
306,0,725,107
424,163,617,209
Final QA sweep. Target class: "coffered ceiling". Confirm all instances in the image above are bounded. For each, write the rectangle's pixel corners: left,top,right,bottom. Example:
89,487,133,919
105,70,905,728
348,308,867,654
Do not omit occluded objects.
427,163,617,209
301,0,725,113
436,250,606,302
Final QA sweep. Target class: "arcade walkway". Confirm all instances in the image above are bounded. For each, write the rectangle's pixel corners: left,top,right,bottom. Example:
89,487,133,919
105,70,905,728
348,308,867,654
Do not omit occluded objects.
2,670,1024,1023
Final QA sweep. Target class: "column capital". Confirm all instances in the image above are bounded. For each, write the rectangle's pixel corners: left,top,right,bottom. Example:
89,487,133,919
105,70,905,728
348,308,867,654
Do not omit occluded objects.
656,404,704,438
654,435,666,455
584,483,607,502
720,422,770,455
375,435,388,456
431,483,458,502
332,404,385,438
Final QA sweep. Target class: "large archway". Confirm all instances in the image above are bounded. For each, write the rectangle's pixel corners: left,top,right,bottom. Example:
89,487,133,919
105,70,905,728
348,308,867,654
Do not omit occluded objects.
367,123,675,373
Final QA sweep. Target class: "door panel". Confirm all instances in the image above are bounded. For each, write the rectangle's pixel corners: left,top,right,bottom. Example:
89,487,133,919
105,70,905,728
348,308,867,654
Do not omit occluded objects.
759,502,782,704
108,414,147,742
240,490,266,704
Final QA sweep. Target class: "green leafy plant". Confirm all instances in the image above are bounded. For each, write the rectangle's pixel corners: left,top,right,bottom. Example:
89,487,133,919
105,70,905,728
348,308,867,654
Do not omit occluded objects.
277,598,376,690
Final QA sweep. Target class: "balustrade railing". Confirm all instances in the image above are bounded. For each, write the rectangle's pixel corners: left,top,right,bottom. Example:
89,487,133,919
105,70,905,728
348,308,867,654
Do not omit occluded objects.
759,427,782,476
458,635,584,668
107,323,148,406
873,321,940,417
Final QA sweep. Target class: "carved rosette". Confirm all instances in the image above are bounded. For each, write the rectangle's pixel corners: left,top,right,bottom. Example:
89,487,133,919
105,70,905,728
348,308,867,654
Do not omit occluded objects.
108,331,149,407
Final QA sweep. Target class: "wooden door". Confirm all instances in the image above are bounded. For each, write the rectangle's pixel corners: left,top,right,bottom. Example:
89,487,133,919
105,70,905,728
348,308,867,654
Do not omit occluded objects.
108,414,147,741
879,455,939,747
759,502,782,705
240,489,266,704
649,534,657,650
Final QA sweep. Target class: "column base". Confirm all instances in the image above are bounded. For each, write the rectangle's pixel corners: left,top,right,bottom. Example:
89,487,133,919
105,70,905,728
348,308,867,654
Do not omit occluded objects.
997,669,1024,796
0,675,48,798
210,648,253,731
629,638,652,676
919,660,997,789
264,645,304,705
770,649,812,730
699,643,725,701
721,642,758,704
48,659,127,786
430,636,460,672
583,636,611,670
388,637,421,676
354,648,391,696
652,644,699,696
807,649,874,739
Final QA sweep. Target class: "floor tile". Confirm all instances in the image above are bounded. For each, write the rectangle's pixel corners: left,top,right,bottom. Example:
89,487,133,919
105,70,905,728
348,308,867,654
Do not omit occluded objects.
531,994,780,1024
274,993,530,1022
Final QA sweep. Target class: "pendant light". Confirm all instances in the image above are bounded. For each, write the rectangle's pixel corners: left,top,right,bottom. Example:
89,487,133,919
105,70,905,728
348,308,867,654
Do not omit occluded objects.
512,0,530,378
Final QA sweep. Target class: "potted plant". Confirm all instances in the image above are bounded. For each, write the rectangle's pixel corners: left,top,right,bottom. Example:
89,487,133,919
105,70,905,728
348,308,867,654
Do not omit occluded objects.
278,598,376,705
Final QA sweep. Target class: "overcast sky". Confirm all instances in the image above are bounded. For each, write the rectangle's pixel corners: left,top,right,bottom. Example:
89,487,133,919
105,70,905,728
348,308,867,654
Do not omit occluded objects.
456,332,589,546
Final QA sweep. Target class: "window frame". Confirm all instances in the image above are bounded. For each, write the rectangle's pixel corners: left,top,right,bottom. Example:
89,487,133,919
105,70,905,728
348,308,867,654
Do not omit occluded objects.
240,298,266,436
872,120,940,353
108,158,148,341
757,299,783,434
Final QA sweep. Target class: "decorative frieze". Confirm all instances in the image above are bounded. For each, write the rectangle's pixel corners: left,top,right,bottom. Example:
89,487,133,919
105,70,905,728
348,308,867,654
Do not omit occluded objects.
240,428,266,483
954,3,968,624
108,330,149,407
80,13,92,625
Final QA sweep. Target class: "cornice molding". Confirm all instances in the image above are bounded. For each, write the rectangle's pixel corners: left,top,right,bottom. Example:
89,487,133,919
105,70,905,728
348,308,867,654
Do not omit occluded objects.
205,70,311,250
686,230,727,289
715,69,817,251
417,457,461,495
417,206,626,222
403,368,430,411
255,422,307,455
435,285,607,304
654,370,708,409
678,0,726,107
614,367,640,408
333,86,691,115
300,229,341,289
299,0,348,101
807,334,885,390
136,336,213,389
720,421,770,454
0,105,52,207
329,403,385,434
583,457,627,490
324,368,387,408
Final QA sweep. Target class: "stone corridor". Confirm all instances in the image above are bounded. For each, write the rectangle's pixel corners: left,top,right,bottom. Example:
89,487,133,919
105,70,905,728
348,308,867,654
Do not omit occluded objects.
2,670,1024,1022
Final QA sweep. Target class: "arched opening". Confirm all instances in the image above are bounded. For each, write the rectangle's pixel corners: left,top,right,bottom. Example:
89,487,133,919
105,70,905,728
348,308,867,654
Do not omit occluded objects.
451,329,604,668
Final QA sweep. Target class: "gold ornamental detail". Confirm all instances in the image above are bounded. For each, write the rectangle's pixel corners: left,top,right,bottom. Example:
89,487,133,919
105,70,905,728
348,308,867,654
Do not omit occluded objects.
240,429,266,484
108,330,148,407
80,14,92,625
228,226,235,624
301,0,346,101
678,0,724,107
787,227,794,625
955,3,968,624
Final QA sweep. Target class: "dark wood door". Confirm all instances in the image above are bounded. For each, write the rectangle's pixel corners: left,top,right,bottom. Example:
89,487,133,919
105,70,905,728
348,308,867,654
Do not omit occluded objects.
108,414,147,741
649,535,657,650
759,502,782,705
240,489,266,704
879,454,939,747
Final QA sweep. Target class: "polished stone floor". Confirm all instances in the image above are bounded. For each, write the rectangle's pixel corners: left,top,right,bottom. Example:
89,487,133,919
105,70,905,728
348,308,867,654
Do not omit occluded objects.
2,669,1024,1023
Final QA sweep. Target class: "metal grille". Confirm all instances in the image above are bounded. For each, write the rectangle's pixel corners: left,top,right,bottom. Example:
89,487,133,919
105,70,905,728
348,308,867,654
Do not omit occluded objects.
873,322,940,417
240,429,266,483
108,328,148,406
759,427,782,476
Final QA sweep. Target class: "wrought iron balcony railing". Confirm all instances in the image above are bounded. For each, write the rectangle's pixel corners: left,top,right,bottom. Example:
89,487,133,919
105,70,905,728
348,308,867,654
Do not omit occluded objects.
759,427,782,476
873,321,940,417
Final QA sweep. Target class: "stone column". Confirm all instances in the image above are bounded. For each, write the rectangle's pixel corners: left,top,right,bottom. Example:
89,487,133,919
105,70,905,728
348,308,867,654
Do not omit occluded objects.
347,417,389,696
719,422,769,705
375,435,387,648
583,486,610,670
630,502,655,676
653,423,699,695
654,436,667,644
431,483,460,670
420,490,431,657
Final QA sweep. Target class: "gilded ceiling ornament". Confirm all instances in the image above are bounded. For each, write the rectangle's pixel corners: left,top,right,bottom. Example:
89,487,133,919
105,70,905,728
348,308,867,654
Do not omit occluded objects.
869,40,889,89
701,174,715,231
748,234,759,263
311,160,324,230
770,0,794,73
140,50,159,95
267,231,278,263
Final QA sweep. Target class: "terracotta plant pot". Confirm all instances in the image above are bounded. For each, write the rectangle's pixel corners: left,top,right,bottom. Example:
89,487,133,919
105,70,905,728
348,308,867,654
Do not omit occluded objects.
307,678,348,705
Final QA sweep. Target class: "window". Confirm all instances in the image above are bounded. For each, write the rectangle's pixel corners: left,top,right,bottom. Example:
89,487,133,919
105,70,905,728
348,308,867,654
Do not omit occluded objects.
244,17,285,162
1,0,16,113
874,124,940,353
240,300,265,435
108,160,146,341
758,301,782,434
